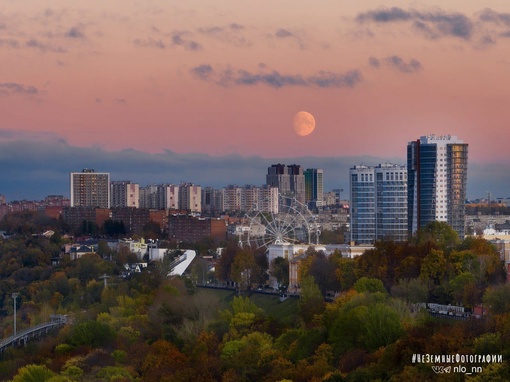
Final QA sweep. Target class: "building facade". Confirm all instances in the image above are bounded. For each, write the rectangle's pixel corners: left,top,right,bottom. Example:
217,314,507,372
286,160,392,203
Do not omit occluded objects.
350,164,408,244
407,134,468,238
304,168,324,209
70,169,110,208
178,183,201,213
266,164,305,204
139,184,179,210
111,181,139,208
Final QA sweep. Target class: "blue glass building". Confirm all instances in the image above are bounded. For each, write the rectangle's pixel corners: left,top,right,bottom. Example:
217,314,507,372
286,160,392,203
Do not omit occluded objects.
407,135,468,238
350,164,407,244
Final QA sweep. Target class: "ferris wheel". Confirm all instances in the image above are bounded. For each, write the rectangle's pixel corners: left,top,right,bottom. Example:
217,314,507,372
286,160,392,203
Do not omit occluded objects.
245,194,320,249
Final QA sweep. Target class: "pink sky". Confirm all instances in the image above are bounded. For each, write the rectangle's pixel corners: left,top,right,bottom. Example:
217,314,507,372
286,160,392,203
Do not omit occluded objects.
2,1,510,163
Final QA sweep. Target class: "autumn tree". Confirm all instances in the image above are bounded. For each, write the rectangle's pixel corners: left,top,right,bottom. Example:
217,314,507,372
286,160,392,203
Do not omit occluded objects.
271,257,289,288
299,275,325,325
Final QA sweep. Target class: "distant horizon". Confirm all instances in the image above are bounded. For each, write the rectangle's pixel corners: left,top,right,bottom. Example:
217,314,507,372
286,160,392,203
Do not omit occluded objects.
1,136,509,203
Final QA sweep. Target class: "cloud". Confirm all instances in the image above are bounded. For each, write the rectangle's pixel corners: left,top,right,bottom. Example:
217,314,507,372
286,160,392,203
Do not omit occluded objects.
0,132,504,201
0,82,39,96
357,7,474,40
191,65,363,89
133,37,165,49
384,56,422,73
478,8,510,26
357,7,413,23
275,28,294,38
65,26,85,39
171,31,202,51
368,56,380,68
0,38,21,48
25,39,66,53
196,23,248,46
191,64,213,80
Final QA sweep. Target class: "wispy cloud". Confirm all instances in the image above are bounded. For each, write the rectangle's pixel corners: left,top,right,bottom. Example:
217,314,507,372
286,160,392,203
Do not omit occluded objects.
357,7,474,40
370,55,422,73
133,37,165,49
0,82,39,96
26,39,66,53
478,8,510,26
0,38,21,48
171,31,202,51
65,26,85,39
191,65,363,89
275,28,294,38
357,6,510,47
196,23,248,47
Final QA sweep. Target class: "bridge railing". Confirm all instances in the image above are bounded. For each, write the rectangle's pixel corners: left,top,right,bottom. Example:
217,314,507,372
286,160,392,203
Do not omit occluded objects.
0,315,67,354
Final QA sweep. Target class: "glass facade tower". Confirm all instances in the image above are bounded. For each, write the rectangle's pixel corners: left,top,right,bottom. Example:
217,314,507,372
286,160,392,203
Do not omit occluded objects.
350,164,407,244
407,135,468,238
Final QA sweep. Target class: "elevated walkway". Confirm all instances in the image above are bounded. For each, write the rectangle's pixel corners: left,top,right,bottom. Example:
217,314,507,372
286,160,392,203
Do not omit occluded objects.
0,315,67,354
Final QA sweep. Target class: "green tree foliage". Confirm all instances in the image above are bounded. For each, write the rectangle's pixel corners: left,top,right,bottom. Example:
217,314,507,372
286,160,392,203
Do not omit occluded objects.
299,275,325,324
68,320,117,348
221,331,275,380
390,278,428,303
449,271,478,306
307,252,341,295
10,364,56,382
334,257,356,291
417,221,460,249
419,248,446,283
230,247,258,289
484,283,510,315
353,277,386,294
329,292,405,357
271,257,289,287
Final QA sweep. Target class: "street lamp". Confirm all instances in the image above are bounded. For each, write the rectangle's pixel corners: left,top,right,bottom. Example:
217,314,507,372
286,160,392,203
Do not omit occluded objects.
12,292,18,336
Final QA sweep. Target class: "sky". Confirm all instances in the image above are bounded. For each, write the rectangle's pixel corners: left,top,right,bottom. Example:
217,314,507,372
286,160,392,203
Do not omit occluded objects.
2,1,510,201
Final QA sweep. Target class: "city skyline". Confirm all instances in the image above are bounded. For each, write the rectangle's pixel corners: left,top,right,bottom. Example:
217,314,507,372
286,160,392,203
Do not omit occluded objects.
2,2,510,200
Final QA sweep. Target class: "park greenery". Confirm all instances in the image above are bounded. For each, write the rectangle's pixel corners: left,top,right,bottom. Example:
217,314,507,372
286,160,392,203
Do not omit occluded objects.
0,212,509,380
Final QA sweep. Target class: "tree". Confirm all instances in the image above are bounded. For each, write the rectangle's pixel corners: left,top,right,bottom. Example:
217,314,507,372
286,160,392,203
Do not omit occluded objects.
335,257,356,291
68,320,117,347
390,278,428,303
353,277,386,294
420,249,446,283
417,221,460,250
230,247,257,290
215,241,238,282
308,252,341,295
483,284,510,315
449,272,477,306
299,275,325,324
364,303,405,351
271,257,289,288
10,364,56,382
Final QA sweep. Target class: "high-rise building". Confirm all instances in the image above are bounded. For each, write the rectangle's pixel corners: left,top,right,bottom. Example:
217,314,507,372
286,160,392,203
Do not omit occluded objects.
350,164,408,244
178,183,201,213
139,184,178,210
70,169,110,208
215,185,279,214
266,164,305,203
304,168,324,209
201,187,222,213
407,134,468,238
266,164,290,194
111,181,139,208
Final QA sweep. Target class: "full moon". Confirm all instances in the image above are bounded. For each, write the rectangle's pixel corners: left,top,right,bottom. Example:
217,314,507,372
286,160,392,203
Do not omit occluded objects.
293,111,316,136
